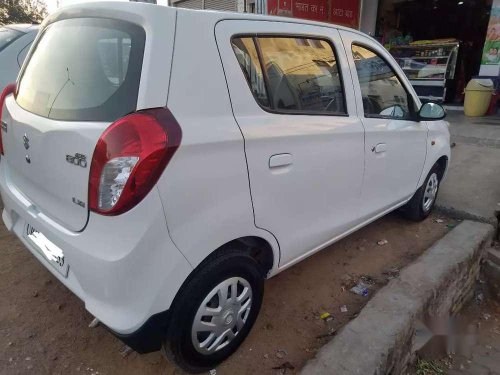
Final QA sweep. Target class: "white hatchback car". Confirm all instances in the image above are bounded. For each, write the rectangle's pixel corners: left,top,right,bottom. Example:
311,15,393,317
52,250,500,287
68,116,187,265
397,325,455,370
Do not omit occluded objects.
0,24,39,91
0,2,450,372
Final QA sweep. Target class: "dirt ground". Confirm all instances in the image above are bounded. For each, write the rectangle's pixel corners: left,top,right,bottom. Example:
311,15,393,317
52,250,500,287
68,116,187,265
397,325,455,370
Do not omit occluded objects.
0,212,456,375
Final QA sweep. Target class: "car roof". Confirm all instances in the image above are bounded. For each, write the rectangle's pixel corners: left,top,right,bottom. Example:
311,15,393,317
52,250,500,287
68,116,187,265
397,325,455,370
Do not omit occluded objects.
2,24,40,33
48,1,376,44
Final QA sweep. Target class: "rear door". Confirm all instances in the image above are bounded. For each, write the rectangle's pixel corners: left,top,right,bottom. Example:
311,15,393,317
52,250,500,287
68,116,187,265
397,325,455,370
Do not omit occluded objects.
216,20,365,266
1,5,176,231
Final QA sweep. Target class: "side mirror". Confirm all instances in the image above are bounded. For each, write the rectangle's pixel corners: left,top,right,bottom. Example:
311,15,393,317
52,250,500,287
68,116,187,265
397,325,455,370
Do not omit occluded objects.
418,102,446,121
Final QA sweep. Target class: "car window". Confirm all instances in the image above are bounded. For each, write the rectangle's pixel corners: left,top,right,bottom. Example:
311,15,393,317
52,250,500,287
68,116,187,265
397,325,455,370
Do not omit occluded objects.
351,44,412,119
232,36,346,115
17,41,33,68
0,27,24,53
16,18,145,122
231,37,269,107
98,37,132,85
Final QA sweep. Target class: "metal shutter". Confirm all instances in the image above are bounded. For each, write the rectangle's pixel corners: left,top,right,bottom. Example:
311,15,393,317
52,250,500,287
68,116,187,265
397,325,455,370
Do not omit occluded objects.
174,0,203,9
204,0,237,12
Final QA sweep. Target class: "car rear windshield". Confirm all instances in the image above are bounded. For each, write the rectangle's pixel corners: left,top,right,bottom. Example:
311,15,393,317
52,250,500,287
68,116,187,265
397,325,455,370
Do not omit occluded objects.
0,27,24,52
16,18,145,122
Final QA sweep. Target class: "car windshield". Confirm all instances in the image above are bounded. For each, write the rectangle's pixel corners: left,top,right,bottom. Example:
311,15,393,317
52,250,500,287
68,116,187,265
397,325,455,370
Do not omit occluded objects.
0,27,24,52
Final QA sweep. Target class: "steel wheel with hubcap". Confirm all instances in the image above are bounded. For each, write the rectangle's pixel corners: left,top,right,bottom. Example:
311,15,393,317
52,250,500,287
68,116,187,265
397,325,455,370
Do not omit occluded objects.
163,249,264,373
192,277,252,355
402,163,442,221
422,172,439,212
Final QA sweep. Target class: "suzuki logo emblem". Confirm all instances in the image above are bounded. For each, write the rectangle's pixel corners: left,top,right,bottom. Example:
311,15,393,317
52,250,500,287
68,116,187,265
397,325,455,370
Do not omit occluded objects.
23,134,30,150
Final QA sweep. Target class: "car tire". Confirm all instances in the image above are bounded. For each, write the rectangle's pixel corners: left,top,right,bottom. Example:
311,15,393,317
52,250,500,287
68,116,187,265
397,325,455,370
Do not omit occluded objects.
402,164,442,221
162,248,264,373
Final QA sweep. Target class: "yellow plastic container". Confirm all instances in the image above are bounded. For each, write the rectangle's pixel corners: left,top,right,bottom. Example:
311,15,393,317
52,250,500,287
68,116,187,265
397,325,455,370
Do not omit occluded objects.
464,79,494,117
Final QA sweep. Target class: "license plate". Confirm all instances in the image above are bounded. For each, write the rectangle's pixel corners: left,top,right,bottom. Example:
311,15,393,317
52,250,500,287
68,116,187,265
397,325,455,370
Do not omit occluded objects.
25,224,69,277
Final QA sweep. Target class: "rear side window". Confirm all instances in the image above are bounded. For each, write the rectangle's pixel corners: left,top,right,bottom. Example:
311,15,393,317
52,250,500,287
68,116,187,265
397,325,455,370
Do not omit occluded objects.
16,18,145,122
0,27,24,52
231,37,269,107
232,36,346,115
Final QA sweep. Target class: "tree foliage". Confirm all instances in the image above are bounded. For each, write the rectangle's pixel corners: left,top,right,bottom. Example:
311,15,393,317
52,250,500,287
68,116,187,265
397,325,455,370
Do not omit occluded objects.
0,0,48,25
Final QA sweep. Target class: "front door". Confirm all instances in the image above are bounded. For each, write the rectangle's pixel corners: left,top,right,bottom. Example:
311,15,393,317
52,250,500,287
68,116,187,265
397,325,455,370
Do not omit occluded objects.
340,30,428,220
216,21,365,266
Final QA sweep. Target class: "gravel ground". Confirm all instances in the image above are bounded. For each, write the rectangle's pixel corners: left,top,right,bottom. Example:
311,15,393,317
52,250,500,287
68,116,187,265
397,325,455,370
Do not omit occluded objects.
0,211,456,375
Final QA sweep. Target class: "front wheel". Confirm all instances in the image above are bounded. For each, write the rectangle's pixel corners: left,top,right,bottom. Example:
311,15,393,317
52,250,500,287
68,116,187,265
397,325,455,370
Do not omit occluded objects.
402,164,442,221
162,249,264,373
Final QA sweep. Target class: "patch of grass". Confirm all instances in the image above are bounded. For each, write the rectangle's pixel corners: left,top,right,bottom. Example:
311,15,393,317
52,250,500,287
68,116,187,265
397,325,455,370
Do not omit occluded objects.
415,359,445,375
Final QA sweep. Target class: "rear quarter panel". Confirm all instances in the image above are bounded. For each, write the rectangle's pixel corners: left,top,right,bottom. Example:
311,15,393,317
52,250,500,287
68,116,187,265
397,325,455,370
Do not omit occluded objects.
157,10,280,271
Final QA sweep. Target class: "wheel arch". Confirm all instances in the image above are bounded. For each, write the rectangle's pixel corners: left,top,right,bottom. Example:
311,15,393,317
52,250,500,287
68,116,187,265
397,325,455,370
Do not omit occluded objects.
416,124,451,189
435,155,449,180
164,235,275,332
417,152,449,190
168,235,276,312
191,236,276,279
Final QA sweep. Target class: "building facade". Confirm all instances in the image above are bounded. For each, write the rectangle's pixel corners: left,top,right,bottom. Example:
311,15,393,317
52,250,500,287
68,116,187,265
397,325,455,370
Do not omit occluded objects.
170,0,499,104
170,0,256,13
170,0,379,34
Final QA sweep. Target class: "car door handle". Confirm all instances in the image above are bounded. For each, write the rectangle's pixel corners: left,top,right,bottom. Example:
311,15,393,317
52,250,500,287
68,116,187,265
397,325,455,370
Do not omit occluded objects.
372,143,387,154
269,153,293,168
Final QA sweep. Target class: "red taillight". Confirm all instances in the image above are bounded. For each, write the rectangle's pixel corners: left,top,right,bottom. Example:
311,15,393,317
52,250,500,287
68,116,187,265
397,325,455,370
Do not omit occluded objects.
0,83,16,155
89,107,182,216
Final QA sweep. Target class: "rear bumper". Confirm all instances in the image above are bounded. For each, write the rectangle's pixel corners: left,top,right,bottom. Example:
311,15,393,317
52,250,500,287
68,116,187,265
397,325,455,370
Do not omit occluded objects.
105,309,171,353
0,161,192,336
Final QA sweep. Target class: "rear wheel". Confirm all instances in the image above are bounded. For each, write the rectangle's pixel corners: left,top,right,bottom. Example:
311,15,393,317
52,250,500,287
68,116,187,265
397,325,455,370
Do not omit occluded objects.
402,164,442,221
163,250,264,373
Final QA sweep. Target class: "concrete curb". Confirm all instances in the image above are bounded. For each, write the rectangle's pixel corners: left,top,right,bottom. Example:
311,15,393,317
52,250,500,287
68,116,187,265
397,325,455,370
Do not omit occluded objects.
484,260,500,301
435,204,498,227
301,220,494,375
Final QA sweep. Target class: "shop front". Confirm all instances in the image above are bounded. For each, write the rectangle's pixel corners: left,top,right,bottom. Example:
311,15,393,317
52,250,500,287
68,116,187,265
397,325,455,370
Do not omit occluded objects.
376,0,494,105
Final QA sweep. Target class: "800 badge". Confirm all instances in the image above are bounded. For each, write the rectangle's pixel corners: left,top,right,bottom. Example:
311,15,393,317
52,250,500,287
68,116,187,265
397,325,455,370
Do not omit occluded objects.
66,153,87,168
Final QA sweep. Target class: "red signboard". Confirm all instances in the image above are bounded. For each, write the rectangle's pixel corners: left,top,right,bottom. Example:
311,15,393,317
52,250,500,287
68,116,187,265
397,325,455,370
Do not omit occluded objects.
268,0,279,15
268,0,293,17
293,0,328,22
330,0,360,29
267,0,361,29
279,0,292,11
